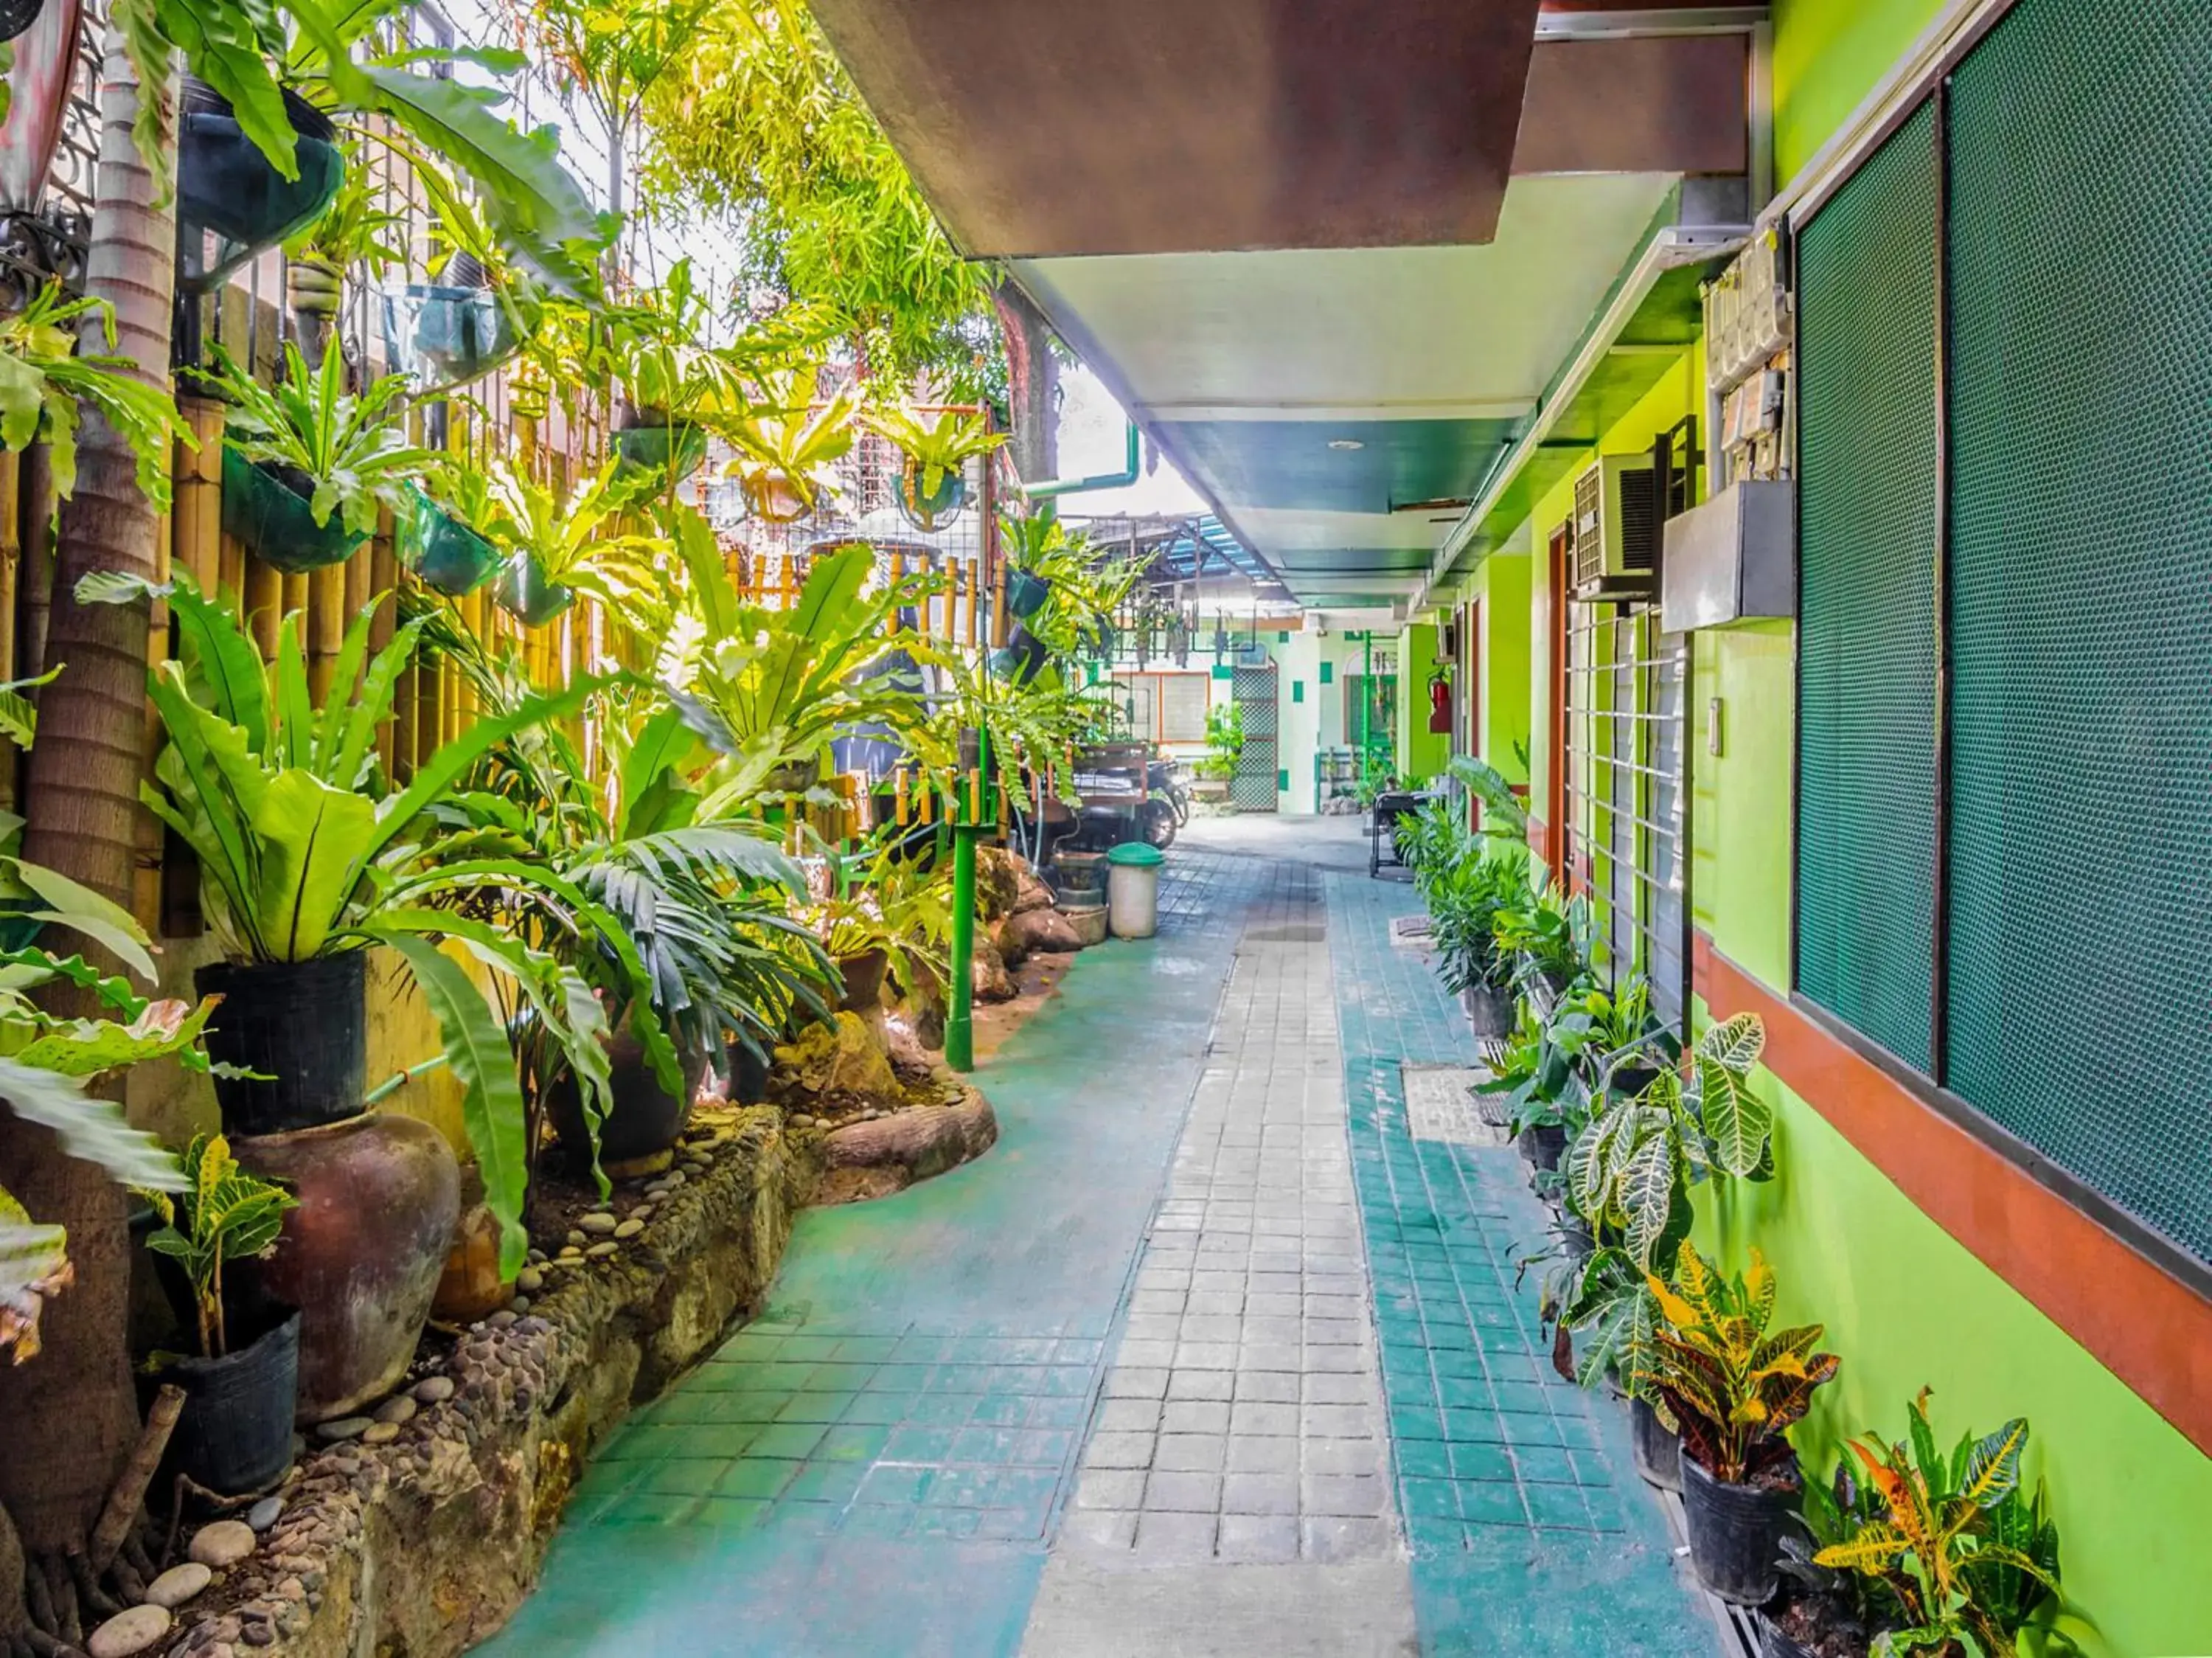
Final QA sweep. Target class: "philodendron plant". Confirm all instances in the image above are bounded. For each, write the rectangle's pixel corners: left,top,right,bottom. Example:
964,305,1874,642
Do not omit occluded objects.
88,572,639,1274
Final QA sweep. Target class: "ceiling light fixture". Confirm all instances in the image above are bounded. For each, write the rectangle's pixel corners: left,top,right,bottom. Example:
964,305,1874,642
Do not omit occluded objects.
1327,438,1364,451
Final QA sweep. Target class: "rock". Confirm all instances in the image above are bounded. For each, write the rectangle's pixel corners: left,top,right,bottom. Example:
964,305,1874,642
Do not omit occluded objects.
558,1245,582,1260
1012,873,1054,915
973,847,1021,920
246,1496,284,1533
680,1160,706,1176
189,1520,258,1568
313,1417,372,1444
613,1219,644,1240
771,1010,897,1101
509,1295,531,1314
790,1114,816,1129
586,1200,613,1213
971,942,1015,1002
817,1087,1001,1204
526,1248,548,1266
145,1562,214,1609
585,1241,619,1258
630,1204,655,1221
1006,906,1082,956
487,1310,518,1328
565,1229,587,1247
659,1170,688,1189
374,1395,417,1426
361,1422,400,1446
515,1266,544,1294
88,1603,171,1657
577,1211,618,1235
0,1480,23,1634
412,1375,455,1404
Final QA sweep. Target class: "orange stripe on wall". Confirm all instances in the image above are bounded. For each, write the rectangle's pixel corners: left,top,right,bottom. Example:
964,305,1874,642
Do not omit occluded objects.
1694,933,2212,1458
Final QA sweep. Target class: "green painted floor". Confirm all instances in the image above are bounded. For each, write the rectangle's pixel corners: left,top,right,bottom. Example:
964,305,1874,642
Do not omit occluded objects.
479,852,1270,1657
481,825,1713,1656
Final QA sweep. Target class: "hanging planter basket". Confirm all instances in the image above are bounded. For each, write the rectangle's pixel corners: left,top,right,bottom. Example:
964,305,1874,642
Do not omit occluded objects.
894,458,967,533
219,446,366,575
379,280,526,395
740,468,815,525
176,78,344,294
988,625,1048,686
493,549,574,627
394,487,500,597
1006,569,1051,620
613,415,707,484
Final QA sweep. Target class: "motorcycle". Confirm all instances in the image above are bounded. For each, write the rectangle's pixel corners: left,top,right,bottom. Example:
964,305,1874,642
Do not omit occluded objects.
1141,755,1189,849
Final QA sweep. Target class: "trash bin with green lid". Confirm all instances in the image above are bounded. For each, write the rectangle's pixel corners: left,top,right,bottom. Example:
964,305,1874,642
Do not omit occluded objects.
1106,841,1166,939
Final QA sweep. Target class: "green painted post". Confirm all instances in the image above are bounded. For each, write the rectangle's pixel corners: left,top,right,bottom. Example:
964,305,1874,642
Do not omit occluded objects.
945,822,981,1072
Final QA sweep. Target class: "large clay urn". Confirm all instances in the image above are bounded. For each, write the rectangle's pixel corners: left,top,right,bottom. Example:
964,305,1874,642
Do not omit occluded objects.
233,1111,460,1423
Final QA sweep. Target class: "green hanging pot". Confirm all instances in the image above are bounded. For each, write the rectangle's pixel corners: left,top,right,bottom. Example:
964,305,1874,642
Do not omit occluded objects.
394,487,499,597
1006,569,1051,619
176,79,344,294
895,460,967,533
493,550,574,627
219,445,366,574
613,415,706,484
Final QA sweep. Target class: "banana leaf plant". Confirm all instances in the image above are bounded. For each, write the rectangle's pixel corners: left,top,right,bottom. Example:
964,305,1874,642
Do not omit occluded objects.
86,572,642,1275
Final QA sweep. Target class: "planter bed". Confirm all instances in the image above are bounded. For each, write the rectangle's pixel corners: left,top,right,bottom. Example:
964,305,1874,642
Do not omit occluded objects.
151,1050,1001,1658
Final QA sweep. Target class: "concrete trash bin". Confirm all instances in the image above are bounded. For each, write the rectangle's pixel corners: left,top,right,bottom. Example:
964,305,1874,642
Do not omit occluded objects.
1105,842,1166,938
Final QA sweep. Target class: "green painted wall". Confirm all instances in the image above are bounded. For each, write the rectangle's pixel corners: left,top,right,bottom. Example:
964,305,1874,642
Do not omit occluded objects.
1689,1068,2212,1657
1473,553,1531,780
1772,0,1950,183
1686,621,1794,988
1395,622,1450,784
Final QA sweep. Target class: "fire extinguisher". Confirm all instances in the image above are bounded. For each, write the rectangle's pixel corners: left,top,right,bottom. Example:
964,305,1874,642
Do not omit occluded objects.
1427,673,1451,735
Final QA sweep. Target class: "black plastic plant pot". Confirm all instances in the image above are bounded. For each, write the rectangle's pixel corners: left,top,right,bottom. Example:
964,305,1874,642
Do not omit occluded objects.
380,282,524,394
1753,1609,1823,1658
1462,983,1516,1038
988,625,1048,685
0,0,45,44
1631,1395,1683,1493
195,951,368,1135
394,487,499,597
494,551,575,627
1680,1451,1801,1606
165,1309,301,1496
896,462,967,531
1006,569,1051,620
726,1040,770,1107
1516,1123,1568,1172
613,421,707,484
219,446,367,575
176,79,343,294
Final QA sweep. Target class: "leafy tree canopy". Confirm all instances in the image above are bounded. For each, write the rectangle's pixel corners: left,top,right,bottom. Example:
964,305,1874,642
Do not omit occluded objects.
635,0,1004,403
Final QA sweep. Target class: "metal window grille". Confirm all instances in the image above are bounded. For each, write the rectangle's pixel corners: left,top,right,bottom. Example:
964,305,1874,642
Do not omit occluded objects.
1562,601,1688,1027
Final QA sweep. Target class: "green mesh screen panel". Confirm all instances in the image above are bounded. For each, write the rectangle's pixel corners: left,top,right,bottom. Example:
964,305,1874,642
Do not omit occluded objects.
1944,0,2212,1263
1792,100,1939,1073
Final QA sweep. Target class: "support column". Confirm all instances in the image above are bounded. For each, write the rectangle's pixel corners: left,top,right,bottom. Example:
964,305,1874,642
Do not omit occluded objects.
945,822,984,1072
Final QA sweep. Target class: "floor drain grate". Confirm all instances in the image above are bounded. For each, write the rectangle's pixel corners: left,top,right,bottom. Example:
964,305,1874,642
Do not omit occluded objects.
1656,1482,1764,1657
1399,1065,1506,1146
1388,915,1435,950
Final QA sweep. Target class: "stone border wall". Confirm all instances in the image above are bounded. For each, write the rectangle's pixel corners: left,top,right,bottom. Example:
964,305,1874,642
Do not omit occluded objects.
162,1110,813,1658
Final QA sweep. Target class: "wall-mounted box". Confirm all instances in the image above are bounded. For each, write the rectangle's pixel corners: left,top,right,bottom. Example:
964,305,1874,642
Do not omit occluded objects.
1660,479,1796,632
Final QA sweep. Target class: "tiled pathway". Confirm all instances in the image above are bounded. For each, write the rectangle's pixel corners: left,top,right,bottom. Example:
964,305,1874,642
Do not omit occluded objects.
481,822,1712,1657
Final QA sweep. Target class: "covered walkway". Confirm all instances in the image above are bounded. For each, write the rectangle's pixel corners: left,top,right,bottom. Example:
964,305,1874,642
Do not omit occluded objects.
485,819,1709,1657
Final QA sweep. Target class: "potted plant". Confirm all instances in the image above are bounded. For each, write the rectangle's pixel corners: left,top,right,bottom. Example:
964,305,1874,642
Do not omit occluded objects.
1191,703,1245,800
1,280,187,511
1429,847,1529,1037
1494,878,1593,1010
480,453,665,628
1638,1244,1840,1606
108,572,618,1415
141,1135,300,1494
1001,506,1085,620
726,363,858,522
200,341,433,573
1803,1394,2070,1658
396,456,504,597
380,179,542,395
866,403,1005,531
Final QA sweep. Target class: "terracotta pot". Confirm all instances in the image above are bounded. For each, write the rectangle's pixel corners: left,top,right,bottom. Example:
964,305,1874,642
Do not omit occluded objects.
835,948,889,1013
232,1111,460,1423
546,1028,707,1176
432,1167,512,1322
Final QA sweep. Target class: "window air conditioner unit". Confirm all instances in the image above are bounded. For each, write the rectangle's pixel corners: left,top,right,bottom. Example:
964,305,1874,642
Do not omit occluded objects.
1571,455,1660,602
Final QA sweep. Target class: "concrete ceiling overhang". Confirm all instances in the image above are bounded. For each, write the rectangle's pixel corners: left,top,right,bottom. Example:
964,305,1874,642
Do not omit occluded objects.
814,2,1759,610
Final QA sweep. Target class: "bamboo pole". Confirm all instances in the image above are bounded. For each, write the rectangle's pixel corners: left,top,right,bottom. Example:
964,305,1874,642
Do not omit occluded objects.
175,397,223,592
244,555,280,659
0,451,19,811
307,562,344,703
18,443,53,682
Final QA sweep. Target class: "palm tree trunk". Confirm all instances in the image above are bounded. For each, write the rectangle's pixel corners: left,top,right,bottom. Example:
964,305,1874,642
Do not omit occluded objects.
0,27,179,1553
